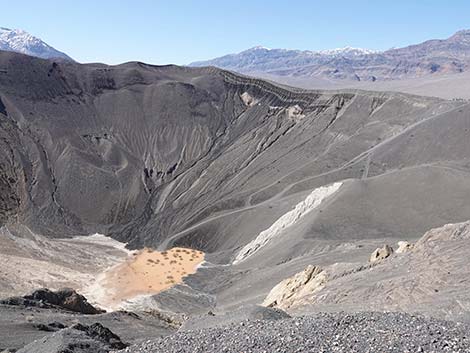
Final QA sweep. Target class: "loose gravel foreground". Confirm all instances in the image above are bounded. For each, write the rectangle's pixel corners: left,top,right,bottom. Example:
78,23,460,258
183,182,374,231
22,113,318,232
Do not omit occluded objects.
116,312,470,353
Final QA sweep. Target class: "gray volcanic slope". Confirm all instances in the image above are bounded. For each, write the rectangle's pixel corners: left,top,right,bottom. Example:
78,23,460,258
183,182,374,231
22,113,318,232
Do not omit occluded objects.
2,50,470,352
1,49,470,259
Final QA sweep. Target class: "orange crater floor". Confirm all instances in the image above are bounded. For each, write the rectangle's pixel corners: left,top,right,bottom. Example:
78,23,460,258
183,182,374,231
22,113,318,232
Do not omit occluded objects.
100,247,204,308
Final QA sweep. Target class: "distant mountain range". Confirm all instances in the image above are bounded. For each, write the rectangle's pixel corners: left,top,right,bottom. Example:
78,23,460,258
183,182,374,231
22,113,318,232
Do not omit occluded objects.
190,30,470,82
0,27,72,61
2,26,470,98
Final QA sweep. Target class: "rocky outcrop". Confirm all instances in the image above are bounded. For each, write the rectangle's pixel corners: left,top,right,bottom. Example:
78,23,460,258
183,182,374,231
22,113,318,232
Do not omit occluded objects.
263,221,470,320
262,265,327,310
240,91,258,106
396,241,414,253
369,245,394,263
286,104,305,121
415,221,470,246
0,288,104,314
17,323,126,353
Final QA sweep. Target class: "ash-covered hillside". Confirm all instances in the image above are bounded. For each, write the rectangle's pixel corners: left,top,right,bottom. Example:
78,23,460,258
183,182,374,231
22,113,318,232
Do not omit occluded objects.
2,50,470,352
1,50,470,257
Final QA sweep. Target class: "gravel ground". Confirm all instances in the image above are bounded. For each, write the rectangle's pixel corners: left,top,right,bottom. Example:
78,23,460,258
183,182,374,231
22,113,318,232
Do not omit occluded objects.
116,312,470,353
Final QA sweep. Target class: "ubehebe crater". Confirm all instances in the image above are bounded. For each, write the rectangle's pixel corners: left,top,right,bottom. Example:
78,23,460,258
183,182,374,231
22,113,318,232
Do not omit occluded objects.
1,50,470,351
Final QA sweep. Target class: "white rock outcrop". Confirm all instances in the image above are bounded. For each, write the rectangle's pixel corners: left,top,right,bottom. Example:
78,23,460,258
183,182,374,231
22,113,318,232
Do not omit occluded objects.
396,241,413,253
262,265,327,310
416,221,470,246
286,105,305,121
233,182,342,264
240,92,258,107
369,244,394,263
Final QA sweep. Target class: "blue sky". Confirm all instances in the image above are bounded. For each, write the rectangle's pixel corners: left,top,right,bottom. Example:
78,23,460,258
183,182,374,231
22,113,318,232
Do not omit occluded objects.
2,0,470,65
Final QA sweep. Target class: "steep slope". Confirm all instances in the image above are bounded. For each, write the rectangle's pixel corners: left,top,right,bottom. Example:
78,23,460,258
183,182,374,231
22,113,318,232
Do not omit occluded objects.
1,50,468,258
0,27,72,61
1,50,470,342
260,221,470,323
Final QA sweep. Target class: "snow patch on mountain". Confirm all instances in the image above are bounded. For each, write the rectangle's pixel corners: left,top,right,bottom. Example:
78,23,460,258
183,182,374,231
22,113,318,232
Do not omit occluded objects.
0,27,72,60
189,45,380,72
319,46,379,56
236,45,379,58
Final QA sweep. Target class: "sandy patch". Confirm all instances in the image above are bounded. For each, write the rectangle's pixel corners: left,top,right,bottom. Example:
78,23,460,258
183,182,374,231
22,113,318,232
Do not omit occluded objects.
0,227,129,300
95,247,204,309
0,226,205,311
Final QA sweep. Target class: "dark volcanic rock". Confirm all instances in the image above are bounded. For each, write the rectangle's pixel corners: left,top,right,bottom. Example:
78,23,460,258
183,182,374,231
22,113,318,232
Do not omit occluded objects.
33,322,67,332
17,322,126,353
120,312,470,353
181,305,290,331
0,306,176,352
71,323,127,350
1,288,104,314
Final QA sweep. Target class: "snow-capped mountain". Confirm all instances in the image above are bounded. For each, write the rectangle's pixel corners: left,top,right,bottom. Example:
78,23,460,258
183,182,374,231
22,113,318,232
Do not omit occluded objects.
189,45,378,74
190,30,470,81
246,45,378,56
0,27,72,60
190,46,375,73
318,46,379,56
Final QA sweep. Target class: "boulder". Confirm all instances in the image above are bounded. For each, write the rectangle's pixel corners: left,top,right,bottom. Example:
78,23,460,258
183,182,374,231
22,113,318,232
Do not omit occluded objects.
240,92,258,106
396,241,414,253
17,323,126,353
56,289,102,314
286,104,305,121
0,288,104,314
369,245,394,263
